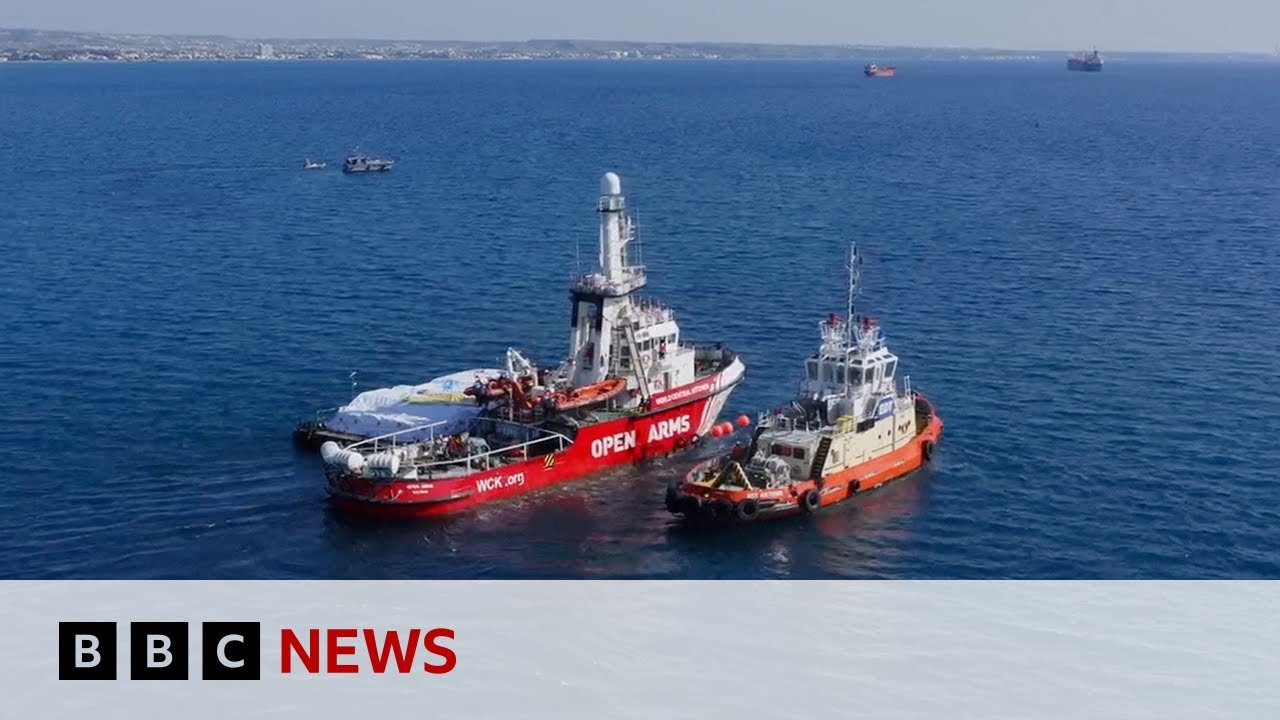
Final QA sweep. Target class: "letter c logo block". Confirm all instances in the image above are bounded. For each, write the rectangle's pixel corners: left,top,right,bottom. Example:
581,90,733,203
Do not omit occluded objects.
58,622,117,680
201,622,261,680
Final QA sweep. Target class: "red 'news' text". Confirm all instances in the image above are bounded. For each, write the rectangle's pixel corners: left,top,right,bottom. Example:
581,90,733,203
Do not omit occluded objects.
280,628,456,674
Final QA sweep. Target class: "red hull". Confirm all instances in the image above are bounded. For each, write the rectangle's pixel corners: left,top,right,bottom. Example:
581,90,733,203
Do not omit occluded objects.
327,368,741,518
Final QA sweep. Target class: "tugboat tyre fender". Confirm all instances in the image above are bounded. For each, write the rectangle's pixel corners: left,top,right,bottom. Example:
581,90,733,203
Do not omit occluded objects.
664,484,681,514
709,498,734,517
922,440,935,463
735,498,759,521
801,488,820,514
676,494,702,518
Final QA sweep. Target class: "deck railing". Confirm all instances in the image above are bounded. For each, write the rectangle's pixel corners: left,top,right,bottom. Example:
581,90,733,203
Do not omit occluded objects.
344,418,574,477
347,420,450,453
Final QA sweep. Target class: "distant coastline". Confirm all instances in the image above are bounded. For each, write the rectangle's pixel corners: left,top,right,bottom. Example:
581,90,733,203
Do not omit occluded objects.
1,27,1275,63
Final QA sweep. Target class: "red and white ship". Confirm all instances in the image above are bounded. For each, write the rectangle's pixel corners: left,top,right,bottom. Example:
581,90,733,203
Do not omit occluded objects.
319,172,746,518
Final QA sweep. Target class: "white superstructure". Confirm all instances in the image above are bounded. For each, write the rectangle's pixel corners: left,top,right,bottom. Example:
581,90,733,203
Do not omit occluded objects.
556,173,701,404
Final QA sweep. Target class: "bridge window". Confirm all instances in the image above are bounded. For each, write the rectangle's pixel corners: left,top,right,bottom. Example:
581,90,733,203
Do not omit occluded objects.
836,364,846,384
885,360,897,378
822,363,836,383
806,360,818,380
771,444,804,460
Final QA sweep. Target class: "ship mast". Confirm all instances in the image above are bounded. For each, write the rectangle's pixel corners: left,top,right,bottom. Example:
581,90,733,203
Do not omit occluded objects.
846,242,860,350
565,172,646,388
845,242,861,398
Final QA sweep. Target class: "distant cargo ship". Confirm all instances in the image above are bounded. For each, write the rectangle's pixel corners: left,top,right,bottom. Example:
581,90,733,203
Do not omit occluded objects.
863,63,895,77
1067,48,1103,72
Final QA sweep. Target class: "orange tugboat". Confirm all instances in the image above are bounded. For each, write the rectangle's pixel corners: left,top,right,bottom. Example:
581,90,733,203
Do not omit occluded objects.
667,244,942,523
864,63,896,77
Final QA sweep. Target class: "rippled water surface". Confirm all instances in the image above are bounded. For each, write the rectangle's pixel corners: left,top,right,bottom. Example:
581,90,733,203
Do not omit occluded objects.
1,59,1278,578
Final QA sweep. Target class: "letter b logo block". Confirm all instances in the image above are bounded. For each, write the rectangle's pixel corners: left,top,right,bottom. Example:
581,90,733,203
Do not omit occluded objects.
58,622,117,680
130,622,189,680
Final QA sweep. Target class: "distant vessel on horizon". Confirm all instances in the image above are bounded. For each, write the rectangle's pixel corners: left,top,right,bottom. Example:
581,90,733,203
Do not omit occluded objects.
863,63,895,77
1067,48,1103,72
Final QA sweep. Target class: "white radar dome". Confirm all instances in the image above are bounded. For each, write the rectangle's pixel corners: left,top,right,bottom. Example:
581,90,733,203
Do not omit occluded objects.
601,172,622,196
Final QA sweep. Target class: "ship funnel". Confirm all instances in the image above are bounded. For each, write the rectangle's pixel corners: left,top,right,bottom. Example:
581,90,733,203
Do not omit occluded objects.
601,172,622,196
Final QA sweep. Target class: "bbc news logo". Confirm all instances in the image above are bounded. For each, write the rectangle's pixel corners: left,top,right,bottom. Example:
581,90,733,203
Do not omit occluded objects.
58,622,456,680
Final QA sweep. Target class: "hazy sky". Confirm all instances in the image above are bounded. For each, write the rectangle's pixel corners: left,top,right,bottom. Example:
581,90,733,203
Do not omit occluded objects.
2,0,1278,53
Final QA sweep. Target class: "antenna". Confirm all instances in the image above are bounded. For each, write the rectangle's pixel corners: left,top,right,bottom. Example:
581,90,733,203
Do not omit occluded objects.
632,209,642,269
846,242,861,350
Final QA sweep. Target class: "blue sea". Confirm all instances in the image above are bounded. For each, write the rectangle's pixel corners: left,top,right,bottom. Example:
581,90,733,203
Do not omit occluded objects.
1,59,1277,579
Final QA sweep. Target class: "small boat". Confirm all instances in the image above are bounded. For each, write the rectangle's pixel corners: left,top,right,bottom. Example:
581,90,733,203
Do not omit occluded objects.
548,377,630,411
458,374,628,413
864,63,896,77
343,153,394,173
666,243,942,524
303,158,326,170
